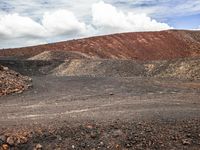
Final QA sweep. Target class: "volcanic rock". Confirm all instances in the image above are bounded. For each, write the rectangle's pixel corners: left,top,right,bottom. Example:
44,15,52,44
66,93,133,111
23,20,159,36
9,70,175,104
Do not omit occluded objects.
0,65,32,96
0,30,200,61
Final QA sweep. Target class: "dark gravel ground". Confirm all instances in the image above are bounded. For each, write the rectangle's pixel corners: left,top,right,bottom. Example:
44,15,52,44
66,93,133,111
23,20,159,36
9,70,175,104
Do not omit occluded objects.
0,76,200,149
15,119,200,150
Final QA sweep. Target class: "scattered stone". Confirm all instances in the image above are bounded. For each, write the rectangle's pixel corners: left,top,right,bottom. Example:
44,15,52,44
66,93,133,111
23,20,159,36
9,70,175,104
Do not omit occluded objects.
115,144,120,149
1,144,9,150
171,135,178,140
86,125,93,129
16,136,28,144
35,144,43,150
99,142,104,146
0,136,6,142
90,131,97,139
182,139,191,145
56,135,62,141
6,137,15,146
2,67,8,71
113,130,123,137
80,142,86,148
72,145,75,149
125,143,132,148
0,65,32,96
109,92,114,96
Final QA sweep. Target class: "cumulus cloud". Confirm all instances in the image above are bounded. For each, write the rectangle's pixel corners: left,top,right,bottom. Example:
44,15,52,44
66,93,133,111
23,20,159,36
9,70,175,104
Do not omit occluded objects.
42,10,87,36
92,1,172,34
0,13,46,39
0,9,87,40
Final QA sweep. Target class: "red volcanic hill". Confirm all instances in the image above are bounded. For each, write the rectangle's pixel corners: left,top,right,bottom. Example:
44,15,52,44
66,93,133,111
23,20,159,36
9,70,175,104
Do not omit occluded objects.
0,30,200,61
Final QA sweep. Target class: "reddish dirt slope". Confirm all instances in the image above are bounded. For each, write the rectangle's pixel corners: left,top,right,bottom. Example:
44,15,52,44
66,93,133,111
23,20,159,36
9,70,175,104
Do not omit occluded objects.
0,30,200,61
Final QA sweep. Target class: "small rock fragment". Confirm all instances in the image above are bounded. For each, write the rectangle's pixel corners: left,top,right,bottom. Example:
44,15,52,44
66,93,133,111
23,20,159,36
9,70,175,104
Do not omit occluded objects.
17,136,28,144
6,137,15,146
125,143,132,148
72,145,75,149
56,135,62,141
2,144,9,150
109,92,114,96
3,67,8,71
113,130,123,137
35,144,43,150
182,139,191,145
90,131,97,138
99,142,104,146
86,125,93,129
0,135,6,142
115,144,120,149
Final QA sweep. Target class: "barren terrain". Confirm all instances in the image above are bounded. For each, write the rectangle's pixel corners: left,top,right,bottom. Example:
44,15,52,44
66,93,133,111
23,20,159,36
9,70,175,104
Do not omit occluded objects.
1,76,200,149
0,30,200,60
0,30,200,150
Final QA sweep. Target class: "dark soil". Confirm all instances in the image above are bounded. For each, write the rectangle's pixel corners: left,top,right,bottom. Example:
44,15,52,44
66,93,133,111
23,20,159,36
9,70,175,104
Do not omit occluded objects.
0,75,200,149
1,119,200,150
1,40,200,149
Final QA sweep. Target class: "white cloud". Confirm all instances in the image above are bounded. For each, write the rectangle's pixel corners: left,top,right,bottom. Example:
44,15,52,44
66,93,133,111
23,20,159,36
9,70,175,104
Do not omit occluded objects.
92,1,172,34
42,10,86,36
3,0,200,20
0,13,46,39
0,9,87,40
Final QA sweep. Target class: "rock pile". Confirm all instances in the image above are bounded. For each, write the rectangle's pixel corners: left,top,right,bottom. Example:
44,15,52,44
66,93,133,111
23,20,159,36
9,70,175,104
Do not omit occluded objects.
145,58,200,80
157,58,200,80
51,58,200,80
0,65,32,96
52,59,145,77
28,50,91,61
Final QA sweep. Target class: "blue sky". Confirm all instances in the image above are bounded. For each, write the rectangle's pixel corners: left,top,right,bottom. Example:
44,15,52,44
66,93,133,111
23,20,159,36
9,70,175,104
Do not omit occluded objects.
0,0,200,48
166,14,200,29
